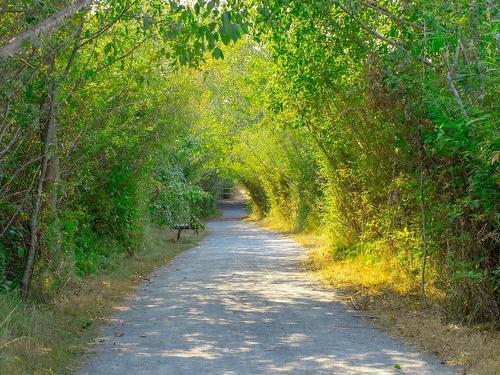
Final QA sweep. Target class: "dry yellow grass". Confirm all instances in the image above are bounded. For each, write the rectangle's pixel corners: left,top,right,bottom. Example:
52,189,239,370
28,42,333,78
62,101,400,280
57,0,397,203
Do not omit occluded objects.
257,218,500,375
0,226,203,375
301,233,500,375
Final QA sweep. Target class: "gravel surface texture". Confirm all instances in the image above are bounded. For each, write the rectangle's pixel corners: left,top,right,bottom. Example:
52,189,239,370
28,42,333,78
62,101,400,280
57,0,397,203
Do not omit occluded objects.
76,200,455,375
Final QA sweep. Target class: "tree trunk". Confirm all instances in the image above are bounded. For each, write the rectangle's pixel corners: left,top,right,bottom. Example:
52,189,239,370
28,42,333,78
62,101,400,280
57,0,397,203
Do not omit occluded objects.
418,131,428,306
20,55,59,297
44,82,60,254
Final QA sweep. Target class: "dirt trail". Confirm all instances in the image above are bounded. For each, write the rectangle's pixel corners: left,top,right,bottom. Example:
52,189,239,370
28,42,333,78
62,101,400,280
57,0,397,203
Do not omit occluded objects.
76,201,455,374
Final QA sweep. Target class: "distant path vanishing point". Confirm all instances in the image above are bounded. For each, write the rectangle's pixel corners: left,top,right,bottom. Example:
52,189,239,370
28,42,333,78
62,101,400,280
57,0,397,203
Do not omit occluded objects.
77,200,455,375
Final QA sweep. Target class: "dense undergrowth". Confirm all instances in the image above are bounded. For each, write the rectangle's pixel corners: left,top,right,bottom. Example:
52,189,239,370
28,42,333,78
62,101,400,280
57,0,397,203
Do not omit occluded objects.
0,1,498,368
0,9,224,298
195,1,498,326
193,28,498,326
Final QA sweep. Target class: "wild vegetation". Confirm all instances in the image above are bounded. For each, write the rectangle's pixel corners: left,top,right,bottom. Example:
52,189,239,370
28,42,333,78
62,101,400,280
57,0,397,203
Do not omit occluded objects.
184,1,499,325
0,0,498,373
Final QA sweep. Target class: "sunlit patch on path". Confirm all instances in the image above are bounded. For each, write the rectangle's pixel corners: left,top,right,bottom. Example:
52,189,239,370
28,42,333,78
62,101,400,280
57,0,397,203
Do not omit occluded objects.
76,201,455,375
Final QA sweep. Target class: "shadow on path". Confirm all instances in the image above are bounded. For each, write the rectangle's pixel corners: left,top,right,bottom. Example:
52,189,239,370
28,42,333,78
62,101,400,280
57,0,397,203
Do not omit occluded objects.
76,200,456,375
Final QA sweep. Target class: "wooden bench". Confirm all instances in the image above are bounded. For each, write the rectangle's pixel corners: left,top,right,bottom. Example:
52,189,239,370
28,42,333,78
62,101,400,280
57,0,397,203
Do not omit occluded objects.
219,187,234,199
173,223,193,242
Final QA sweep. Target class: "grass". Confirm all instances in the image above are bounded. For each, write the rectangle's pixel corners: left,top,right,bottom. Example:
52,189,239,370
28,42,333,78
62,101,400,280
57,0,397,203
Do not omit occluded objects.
0,225,203,375
257,216,500,375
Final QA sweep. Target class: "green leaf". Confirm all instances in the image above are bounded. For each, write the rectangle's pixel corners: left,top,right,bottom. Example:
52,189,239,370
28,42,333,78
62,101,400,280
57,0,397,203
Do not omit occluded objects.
169,0,179,11
206,0,216,13
222,11,231,26
81,321,92,330
103,42,113,54
143,15,153,30
230,24,240,42
212,47,224,60
207,34,216,49
17,247,25,257
220,29,231,45
84,69,96,80
64,220,77,232
429,34,445,52
163,30,177,41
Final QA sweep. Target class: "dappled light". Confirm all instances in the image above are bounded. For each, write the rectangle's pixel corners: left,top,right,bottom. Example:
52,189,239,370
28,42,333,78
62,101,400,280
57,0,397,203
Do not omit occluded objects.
77,203,453,374
0,0,497,373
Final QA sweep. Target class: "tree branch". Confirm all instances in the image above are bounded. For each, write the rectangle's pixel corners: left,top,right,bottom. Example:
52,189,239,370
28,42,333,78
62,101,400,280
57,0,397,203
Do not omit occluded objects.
361,1,423,30
446,41,468,117
0,0,93,59
77,1,139,49
334,1,435,67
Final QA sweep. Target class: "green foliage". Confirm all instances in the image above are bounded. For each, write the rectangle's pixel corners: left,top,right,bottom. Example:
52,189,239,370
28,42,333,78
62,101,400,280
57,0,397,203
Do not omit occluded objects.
0,1,224,293
185,0,499,324
0,0,498,327
149,152,213,231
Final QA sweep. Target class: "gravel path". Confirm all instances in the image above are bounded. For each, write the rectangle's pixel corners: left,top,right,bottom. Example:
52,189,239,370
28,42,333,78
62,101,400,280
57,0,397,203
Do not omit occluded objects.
76,201,455,375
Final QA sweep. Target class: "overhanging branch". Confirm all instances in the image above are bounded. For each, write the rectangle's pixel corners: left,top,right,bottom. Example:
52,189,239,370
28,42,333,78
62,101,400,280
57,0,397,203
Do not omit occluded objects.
0,0,93,59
